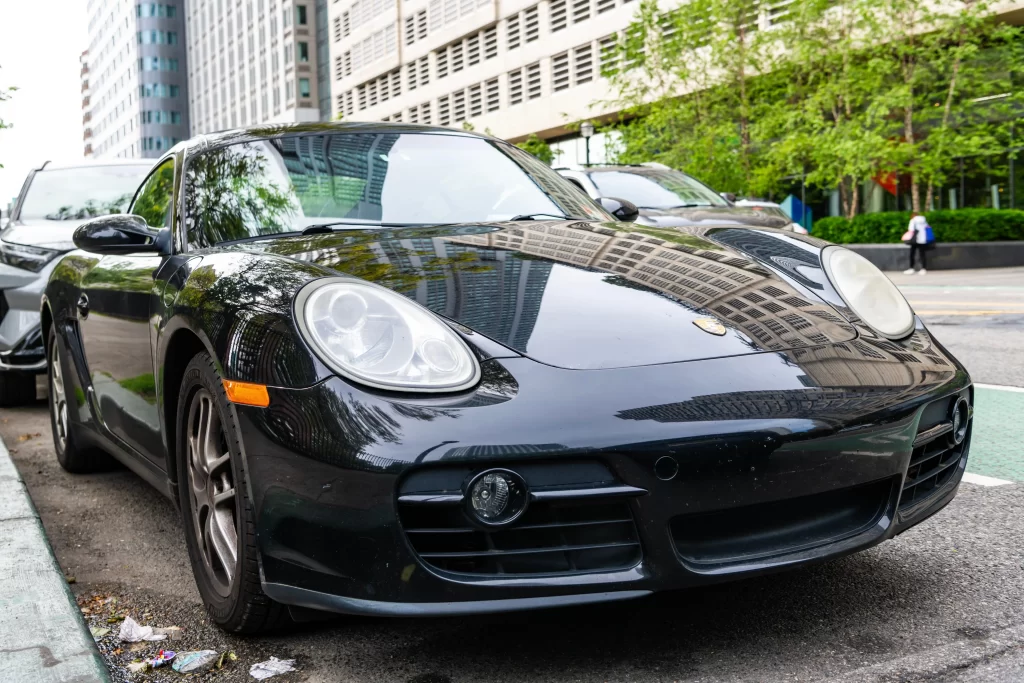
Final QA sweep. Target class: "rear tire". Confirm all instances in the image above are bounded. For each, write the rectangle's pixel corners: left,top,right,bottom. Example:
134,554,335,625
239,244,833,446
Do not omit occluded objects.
176,352,289,634
47,326,113,473
0,372,37,406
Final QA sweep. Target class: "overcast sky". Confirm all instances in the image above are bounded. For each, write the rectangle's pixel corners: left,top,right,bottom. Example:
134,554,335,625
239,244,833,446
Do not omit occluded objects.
0,0,87,207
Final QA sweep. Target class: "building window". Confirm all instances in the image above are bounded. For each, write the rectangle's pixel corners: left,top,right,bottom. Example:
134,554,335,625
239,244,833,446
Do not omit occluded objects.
526,62,541,99
298,41,309,62
508,68,523,106
485,77,499,112
296,4,307,24
550,0,567,31
299,77,311,98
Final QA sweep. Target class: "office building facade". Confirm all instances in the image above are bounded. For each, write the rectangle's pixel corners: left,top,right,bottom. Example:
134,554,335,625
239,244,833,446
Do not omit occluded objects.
84,0,190,158
326,0,642,141
184,0,324,134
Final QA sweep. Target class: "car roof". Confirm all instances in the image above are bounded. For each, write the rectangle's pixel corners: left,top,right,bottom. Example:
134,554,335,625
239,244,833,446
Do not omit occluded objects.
175,120,490,156
36,159,155,171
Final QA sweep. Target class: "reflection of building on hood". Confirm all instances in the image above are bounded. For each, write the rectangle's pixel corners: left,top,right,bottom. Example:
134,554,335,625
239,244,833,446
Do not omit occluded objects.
445,222,952,390
447,222,852,351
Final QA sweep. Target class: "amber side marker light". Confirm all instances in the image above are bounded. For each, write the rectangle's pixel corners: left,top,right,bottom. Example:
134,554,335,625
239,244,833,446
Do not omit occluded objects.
223,380,270,407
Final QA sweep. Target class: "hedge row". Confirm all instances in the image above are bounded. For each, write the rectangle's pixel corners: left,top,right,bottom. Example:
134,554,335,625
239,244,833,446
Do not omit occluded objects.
812,209,1024,244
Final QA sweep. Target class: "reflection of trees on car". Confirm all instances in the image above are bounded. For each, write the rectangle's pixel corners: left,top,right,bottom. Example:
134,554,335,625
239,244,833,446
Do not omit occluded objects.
86,258,158,293
133,163,176,227
183,144,296,246
46,193,134,221
259,231,495,294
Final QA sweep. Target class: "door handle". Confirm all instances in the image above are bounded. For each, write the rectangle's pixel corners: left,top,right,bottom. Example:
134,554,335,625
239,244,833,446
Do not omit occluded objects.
77,294,89,319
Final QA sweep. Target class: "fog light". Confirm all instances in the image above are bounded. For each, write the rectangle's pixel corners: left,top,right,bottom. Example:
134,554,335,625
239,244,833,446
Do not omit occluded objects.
951,398,970,445
466,469,528,526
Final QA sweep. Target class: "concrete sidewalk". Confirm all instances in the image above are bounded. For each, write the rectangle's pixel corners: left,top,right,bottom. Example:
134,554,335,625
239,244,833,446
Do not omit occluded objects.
0,435,109,682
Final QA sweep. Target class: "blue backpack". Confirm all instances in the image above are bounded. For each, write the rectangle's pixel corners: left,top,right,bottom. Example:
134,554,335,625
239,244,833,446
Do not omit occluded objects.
923,223,935,244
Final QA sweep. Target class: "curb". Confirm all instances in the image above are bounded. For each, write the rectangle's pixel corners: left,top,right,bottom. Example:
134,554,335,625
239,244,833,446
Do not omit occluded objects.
0,435,110,682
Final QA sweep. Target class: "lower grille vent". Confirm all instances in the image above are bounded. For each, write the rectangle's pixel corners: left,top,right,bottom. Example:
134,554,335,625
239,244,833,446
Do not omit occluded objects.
399,498,641,576
901,391,972,511
901,440,966,509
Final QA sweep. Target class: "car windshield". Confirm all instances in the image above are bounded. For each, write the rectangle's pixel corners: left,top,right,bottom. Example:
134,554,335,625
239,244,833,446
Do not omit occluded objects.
184,132,610,247
18,165,152,220
588,169,727,209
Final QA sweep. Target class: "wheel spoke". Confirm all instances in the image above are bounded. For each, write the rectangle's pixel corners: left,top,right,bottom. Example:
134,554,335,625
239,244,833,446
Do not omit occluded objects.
208,452,231,476
50,344,67,448
213,486,235,506
197,398,215,475
208,509,237,582
201,510,215,567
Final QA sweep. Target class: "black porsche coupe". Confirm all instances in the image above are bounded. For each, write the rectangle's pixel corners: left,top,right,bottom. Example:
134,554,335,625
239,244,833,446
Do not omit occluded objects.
43,123,973,633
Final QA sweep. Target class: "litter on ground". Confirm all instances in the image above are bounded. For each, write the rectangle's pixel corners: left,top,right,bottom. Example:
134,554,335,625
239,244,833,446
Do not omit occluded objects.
172,650,220,674
250,656,298,679
118,616,173,642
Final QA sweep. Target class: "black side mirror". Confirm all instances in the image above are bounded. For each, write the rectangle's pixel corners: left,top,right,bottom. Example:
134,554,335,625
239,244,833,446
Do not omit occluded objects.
720,192,737,203
73,214,170,255
598,196,640,223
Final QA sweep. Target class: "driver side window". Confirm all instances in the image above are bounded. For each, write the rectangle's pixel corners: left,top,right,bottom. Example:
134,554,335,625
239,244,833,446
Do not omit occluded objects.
130,159,175,228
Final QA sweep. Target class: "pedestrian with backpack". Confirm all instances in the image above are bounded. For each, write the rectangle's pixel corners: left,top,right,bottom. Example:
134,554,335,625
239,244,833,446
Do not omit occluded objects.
902,212,935,274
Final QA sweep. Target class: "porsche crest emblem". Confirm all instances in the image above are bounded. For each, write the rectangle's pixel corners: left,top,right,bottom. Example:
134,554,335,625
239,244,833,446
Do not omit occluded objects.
693,317,727,336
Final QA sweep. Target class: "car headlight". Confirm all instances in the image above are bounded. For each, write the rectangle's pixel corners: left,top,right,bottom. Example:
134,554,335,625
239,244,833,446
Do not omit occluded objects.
0,240,60,272
294,277,481,392
821,246,915,339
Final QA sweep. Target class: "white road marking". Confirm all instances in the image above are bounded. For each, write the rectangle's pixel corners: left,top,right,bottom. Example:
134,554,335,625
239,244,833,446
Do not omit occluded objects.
962,472,1014,486
975,383,1024,393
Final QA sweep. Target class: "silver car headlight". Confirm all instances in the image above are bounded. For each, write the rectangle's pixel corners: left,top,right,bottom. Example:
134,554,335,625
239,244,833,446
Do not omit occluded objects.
294,277,481,393
0,240,60,272
821,246,915,339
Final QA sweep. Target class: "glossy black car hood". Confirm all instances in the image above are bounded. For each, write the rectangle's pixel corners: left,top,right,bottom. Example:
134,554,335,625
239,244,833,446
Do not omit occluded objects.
638,205,792,230
236,221,855,370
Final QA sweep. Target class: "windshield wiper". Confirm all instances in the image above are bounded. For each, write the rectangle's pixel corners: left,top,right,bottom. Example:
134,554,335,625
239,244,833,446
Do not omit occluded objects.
642,204,706,210
508,213,584,221
301,221,383,234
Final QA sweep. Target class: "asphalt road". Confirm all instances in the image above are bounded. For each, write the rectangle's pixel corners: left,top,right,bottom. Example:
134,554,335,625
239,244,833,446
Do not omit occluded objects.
1,266,1022,683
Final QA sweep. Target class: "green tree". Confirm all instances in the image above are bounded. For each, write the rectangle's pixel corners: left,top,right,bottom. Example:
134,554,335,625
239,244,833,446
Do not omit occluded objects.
515,134,555,165
605,0,780,194
0,65,16,168
912,2,1024,210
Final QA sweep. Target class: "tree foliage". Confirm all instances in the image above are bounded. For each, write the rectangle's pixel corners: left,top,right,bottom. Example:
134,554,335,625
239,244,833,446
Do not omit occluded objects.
0,64,16,169
604,0,1024,216
515,134,556,165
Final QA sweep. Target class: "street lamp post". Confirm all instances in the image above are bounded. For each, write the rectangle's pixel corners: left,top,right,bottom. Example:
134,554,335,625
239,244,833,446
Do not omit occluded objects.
580,121,595,167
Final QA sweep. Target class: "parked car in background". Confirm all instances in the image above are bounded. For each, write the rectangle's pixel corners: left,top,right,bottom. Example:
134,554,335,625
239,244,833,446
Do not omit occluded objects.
0,159,153,404
45,123,971,632
557,164,807,233
734,199,808,234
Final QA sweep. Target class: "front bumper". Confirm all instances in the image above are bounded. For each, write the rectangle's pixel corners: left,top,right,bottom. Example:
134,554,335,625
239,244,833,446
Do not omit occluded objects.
0,257,59,374
236,338,972,616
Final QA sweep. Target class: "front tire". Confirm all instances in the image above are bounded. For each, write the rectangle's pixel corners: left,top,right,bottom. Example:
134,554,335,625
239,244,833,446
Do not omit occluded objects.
176,352,288,634
48,326,112,473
